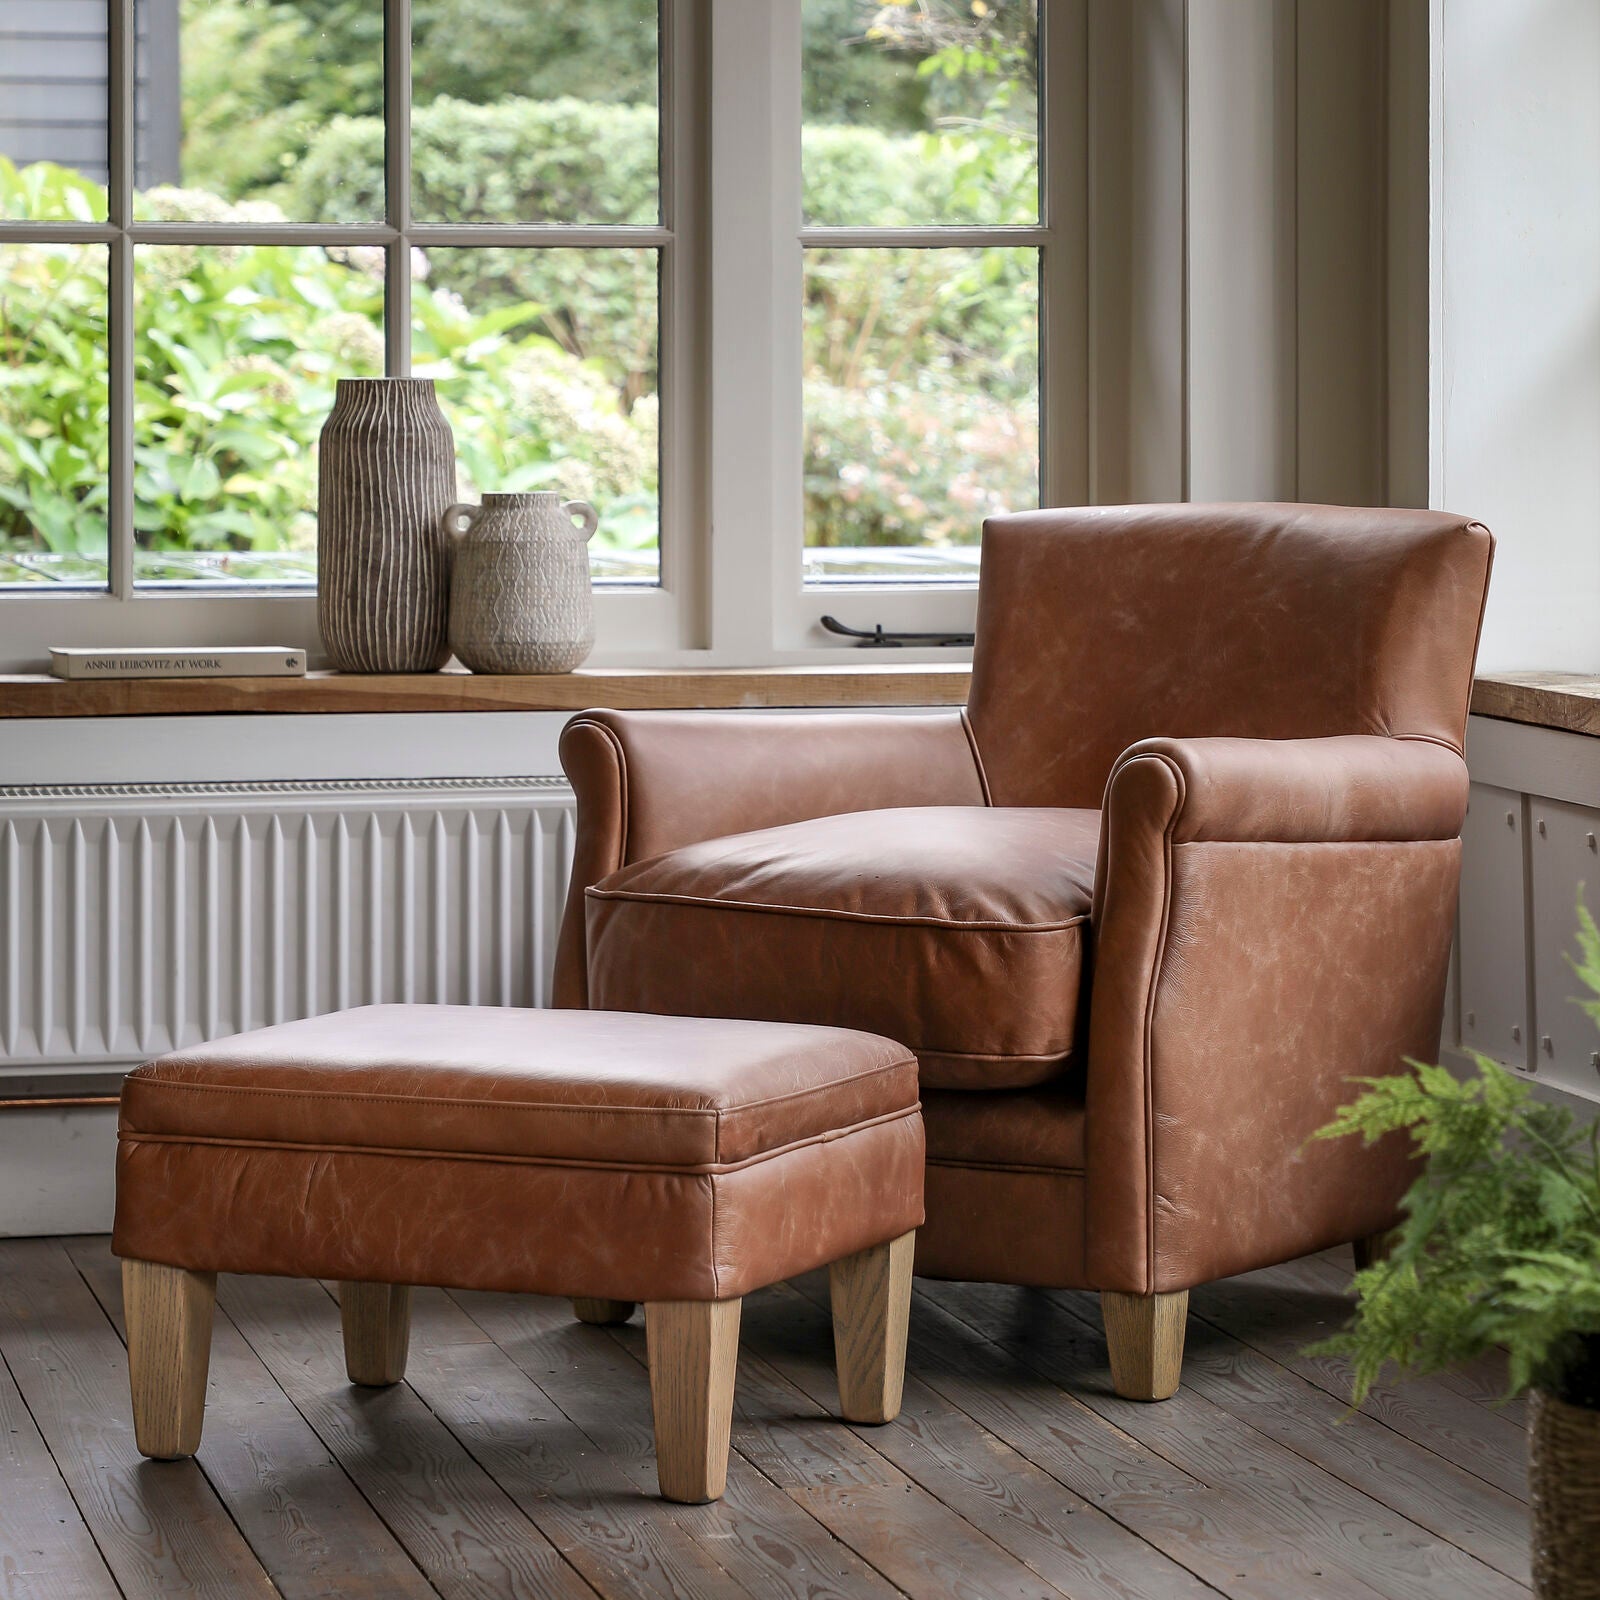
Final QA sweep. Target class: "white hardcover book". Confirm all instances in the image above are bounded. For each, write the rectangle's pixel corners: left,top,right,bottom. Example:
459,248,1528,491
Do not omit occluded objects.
48,646,308,681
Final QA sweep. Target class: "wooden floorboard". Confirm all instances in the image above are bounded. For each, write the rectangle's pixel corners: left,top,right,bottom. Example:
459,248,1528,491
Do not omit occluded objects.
1195,1259,1530,1501
443,1285,903,1600
0,1336,121,1600
63,1237,441,1600
762,1279,1226,1600
927,1281,1527,1600
0,1239,275,1600
1174,1282,1530,1584
0,1241,1533,1599
217,1271,599,1600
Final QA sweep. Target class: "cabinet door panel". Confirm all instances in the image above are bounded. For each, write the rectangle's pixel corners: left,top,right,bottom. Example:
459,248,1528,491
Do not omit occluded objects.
1457,784,1531,1071
1529,798,1600,1099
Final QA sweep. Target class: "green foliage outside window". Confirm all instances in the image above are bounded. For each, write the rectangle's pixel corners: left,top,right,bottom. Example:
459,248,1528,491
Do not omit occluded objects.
1,0,1042,571
1314,900,1600,1412
0,160,657,575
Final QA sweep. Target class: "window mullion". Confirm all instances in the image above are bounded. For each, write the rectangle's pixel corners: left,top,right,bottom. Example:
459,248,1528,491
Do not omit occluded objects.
706,0,801,659
107,0,136,600
385,0,413,378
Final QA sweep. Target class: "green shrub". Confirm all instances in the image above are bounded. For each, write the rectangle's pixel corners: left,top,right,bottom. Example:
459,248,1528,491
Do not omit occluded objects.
290,99,661,402
0,238,109,559
287,101,1039,548
0,160,658,569
805,377,1036,548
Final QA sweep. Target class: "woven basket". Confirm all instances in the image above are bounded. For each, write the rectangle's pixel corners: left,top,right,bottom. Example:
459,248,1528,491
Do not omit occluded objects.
1531,1388,1600,1599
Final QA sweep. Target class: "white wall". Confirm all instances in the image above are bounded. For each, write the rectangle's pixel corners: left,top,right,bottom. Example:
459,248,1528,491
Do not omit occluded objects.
1434,0,1600,672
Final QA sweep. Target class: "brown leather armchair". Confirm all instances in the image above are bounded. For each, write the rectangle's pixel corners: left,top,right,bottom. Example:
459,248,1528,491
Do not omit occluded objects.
553,503,1494,1400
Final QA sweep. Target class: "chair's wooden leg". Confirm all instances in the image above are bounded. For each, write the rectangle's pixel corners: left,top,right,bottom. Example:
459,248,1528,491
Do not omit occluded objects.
339,1282,411,1387
1352,1230,1397,1271
829,1230,915,1424
1101,1289,1188,1401
572,1297,636,1326
122,1259,216,1459
645,1299,741,1503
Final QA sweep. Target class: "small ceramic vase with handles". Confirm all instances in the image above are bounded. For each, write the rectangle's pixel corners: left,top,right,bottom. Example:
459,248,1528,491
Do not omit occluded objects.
444,492,600,674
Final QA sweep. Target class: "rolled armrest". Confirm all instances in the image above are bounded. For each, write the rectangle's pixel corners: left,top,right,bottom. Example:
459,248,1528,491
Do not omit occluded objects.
1087,733,1466,1296
554,708,988,1006
1103,734,1468,848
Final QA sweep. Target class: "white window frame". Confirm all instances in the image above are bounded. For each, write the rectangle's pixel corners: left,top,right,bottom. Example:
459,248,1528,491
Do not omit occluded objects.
0,0,1086,671
707,0,1087,661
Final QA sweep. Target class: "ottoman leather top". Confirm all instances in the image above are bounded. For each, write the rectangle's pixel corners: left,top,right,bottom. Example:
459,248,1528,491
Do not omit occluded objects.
121,1004,919,1171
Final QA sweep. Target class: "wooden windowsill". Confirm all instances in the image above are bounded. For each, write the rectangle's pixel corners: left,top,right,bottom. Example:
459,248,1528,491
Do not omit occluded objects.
0,665,1590,736
0,664,973,718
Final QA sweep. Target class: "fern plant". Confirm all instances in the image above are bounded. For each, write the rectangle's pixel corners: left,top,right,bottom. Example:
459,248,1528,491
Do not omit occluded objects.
1314,900,1600,1412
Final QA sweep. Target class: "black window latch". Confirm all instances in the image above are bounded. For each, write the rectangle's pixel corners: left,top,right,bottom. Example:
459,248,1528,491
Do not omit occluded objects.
819,615,975,649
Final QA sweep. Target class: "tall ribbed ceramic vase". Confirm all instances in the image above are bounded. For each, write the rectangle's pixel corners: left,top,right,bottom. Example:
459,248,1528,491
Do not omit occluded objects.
317,378,457,673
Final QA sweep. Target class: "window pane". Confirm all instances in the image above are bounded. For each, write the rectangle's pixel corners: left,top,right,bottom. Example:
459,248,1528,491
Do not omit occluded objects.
132,243,383,587
802,0,1039,227
0,244,109,589
0,0,109,220
804,246,1037,576
416,247,660,583
137,0,384,222
411,1,659,225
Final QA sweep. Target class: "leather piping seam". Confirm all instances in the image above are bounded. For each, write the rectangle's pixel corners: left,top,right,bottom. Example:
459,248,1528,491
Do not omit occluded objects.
122,1053,916,1122
587,888,1092,934
915,1047,1074,1065
117,1102,923,1177
1171,834,1461,850
1397,730,1470,760
577,716,630,865
1147,760,1182,1296
1107,749,1185,1298
959,707,994,805
927,1156,1083,1177
1464,524,1496,755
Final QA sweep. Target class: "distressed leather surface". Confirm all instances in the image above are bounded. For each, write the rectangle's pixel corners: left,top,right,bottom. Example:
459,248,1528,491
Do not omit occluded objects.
113,1004,925,1301
967,503,1493,807
1087,736,1466,1293
554,709,988,1007
586,806,1099,1089
921,1082,1086,1173
113,1112,926,1302
915,1085,1087,1283
119,1004,918,1168
915,1165,1086,1287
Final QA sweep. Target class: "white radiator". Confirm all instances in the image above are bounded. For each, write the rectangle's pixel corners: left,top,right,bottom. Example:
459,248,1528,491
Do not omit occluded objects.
0,777,576,1074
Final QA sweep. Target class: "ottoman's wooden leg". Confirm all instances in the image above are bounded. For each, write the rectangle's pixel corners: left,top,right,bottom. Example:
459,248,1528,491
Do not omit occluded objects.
829,1230,915,1424
339,1282,411,1386
645,1299,741,1503
1102,1289,1188,1401
572,1297,636,1326
1352,1230,1397,1271
123,1259,216,1459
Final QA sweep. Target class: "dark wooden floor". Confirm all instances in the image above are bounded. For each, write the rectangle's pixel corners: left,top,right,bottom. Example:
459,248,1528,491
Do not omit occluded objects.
0,1238,1530,1600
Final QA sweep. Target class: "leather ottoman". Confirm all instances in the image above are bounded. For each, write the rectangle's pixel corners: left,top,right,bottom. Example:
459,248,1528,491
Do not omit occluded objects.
112,1004,924,1502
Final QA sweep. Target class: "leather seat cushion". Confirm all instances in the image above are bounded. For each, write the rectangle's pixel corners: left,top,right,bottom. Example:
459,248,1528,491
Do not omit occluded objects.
117,1003,919,1169
586,806,1100,1090
113,1004,925,1303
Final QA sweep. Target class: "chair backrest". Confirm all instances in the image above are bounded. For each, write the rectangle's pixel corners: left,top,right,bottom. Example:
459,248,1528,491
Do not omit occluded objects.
964,502,1494,809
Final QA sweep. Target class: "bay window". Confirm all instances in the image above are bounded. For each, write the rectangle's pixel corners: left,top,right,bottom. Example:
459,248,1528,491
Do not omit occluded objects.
0,0,1081,669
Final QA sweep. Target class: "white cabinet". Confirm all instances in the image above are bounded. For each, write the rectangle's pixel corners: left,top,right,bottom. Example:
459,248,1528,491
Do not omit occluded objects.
1458,783,1531,1070
1458,716,1600,1105
1528,799,1600,1099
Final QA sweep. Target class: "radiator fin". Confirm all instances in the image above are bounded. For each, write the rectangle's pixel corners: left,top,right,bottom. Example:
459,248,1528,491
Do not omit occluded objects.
0,781,576,1071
